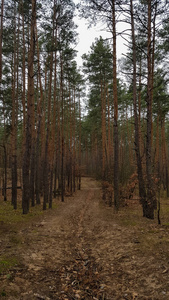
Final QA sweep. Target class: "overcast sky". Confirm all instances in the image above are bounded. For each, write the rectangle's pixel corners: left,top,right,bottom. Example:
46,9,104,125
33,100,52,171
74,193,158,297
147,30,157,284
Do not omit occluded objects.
73,0,128,67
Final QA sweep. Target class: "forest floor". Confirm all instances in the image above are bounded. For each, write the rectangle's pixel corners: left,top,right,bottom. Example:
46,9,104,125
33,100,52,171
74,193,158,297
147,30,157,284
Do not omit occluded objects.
1,177,169,300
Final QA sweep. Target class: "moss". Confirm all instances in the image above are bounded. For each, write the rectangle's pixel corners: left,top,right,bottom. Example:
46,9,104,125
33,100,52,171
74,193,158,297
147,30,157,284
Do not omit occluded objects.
0,200,53,227
161,205,169,214
0,256,18,275
120,218,137,227
0,290,6,297
9,235,22,245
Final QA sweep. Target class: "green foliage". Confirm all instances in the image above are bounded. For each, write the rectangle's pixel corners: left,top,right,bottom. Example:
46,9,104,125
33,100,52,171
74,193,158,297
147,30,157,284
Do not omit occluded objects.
83,36,112,84
153,69,169,120
82,36,113,133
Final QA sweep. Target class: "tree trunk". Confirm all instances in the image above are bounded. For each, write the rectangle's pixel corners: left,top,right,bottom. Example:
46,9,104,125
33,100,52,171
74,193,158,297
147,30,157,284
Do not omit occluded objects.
145,0,156,219
73,87,76,192
43,52,53,210
112,0,119,210
11,5,17,210
34,22,44,205
3,144,7,201
107,84,112,171
21,0,26,148
130,0,147,217
101,80,106,181
48,8,58,207
0,0,4,83
60,56,65,202
161,118,169,197
22,0,36,214
78,93,81,190
49,170,53,209
0,0,7,202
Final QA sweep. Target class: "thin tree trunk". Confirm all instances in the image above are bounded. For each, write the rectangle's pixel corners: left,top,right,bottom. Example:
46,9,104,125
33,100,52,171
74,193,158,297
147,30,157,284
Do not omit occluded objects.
49,170,53,209
101,80,106,181
151,1,157,146
34,22,44,205
0,0,6,202
22,0,36,214
60,56,64,202
112,0,119,210
11,4,17,210
78,93,81,190
130,0,147,217
3,145,7,201
21,0,26,169
43,52,53,210
107,84,112,170
54,62,61,198
48,5,58,207
0,0,4,83
161,119,169,196
145,0,156,219
155,116,161,224
68,83,73,194
73,87,76,192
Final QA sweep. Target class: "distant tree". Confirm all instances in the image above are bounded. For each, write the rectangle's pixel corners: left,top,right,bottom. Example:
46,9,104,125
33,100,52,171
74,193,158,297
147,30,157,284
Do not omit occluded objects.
82,37,113,181
79,0,123,208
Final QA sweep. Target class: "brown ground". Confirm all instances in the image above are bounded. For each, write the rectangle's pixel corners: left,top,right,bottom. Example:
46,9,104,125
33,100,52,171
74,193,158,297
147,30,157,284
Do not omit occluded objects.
0,177,169,299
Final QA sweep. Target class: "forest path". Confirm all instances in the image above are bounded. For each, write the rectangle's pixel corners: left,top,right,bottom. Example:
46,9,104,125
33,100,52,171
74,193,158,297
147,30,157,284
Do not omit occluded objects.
1,177,169,299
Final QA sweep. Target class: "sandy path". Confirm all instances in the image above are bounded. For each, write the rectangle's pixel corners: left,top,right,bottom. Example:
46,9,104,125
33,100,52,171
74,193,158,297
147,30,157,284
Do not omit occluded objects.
1,177,169,299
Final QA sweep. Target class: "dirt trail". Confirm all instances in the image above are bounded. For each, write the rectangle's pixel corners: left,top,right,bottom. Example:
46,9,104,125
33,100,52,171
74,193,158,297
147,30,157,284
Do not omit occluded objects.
1,177,169,299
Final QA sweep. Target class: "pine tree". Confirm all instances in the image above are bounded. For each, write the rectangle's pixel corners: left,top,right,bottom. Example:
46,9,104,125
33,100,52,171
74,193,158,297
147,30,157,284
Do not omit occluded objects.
22,0,36,214
82,37,113,180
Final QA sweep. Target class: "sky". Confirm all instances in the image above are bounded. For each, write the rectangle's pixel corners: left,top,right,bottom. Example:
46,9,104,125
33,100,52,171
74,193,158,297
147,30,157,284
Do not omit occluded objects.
73,0,128,67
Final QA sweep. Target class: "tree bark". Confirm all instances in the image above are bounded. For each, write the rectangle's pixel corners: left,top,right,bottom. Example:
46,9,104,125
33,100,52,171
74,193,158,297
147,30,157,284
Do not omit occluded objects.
43,52,53,210
78,93,81,190
22,0,36,214
34,22,44,205
0,0,4,83
145,0,156,219
112,0,119,210
130,0,147,217
60,56,65,202
0,0,7,202
101,80,106,181
11,3,18,210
